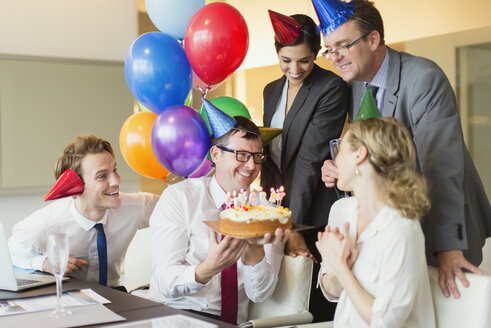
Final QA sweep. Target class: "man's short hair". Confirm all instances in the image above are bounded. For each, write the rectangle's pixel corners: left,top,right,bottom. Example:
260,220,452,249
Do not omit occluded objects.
54,134,114,180
349,0,385,45
211,116,261,147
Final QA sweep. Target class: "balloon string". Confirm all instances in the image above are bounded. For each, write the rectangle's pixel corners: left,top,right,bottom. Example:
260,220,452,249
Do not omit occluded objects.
197,86,210,99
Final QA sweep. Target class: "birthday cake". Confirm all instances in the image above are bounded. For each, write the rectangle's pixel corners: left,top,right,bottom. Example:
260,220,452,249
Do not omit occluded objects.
220,204,292,237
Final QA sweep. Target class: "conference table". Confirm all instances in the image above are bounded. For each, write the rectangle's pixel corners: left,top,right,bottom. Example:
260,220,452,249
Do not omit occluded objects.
0,277,235,327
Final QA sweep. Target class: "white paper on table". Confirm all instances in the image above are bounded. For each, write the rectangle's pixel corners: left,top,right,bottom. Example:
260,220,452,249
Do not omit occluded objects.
106,314,219,328
0,288,107,317
0,303,125,328
80,288,111,304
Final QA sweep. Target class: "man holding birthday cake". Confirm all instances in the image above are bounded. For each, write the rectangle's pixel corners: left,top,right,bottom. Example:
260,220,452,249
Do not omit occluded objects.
316,0,491,298
146,99,290,325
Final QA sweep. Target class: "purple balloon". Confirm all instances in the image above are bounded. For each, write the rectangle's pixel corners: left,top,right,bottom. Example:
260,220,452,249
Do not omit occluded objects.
151,105,210,177
189,159,214,178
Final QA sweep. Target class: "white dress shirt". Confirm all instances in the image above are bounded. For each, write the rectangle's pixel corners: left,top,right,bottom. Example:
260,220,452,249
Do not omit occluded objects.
319,197,435,328
365,48,389,112
8,192,158,287
147,176,284,323
269,79,288,170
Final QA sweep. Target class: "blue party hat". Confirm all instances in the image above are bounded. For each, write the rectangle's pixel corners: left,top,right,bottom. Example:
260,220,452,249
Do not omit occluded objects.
311,0,354,36
202,98,237,138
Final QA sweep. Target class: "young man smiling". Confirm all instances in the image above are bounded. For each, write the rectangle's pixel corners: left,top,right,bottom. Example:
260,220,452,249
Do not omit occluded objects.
316,0,491,299
9,134,158,289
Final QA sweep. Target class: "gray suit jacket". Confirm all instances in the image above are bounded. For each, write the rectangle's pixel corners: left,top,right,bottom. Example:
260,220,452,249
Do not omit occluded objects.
262,64,349,227
350,47,491,266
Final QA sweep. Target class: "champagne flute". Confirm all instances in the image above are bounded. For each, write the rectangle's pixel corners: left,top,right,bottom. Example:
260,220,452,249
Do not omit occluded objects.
47,233,72,318
329,138,349,198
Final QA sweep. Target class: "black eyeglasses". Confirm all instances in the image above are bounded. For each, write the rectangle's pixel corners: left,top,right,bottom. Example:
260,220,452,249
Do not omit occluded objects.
321,31,371,60
217,145,265,164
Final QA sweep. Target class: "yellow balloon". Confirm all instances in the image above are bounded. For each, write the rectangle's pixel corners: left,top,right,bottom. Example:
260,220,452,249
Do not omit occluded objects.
119,112,169,180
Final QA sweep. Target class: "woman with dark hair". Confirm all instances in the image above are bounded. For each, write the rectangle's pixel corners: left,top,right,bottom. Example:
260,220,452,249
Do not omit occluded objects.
316,118,435,327
262,11,348,266
261,11,349,321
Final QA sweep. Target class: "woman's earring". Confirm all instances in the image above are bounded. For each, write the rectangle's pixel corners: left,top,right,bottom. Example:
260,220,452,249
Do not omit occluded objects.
355,168,359,176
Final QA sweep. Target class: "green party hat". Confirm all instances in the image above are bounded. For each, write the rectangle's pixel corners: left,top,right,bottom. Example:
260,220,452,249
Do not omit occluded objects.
356,89,381,121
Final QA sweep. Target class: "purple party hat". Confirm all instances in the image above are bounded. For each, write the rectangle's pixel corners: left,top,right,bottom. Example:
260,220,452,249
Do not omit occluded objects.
311,0,355,36
202,98,237,138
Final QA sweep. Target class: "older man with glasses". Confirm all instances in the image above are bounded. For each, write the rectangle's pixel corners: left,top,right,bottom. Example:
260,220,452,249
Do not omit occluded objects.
315,0,491,300
145,107,289,325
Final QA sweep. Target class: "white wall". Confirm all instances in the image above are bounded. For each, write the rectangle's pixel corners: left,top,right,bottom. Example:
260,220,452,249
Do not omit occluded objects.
0,0,138,61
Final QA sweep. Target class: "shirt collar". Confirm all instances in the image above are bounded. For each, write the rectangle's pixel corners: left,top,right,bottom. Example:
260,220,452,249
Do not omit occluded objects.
209,176,227,209
367,48,389,89
356,204,394,243
69,198,109,231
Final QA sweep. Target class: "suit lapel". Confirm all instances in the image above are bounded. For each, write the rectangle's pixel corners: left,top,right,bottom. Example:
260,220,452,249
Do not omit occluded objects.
264,76,286,127
383,47,401,118
281,65,319,170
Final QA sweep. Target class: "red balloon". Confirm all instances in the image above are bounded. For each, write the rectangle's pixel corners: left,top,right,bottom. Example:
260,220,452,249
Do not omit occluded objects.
185,3,249,86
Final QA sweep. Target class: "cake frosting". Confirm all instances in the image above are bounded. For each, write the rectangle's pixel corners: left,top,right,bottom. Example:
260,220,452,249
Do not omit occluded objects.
220,204,292,237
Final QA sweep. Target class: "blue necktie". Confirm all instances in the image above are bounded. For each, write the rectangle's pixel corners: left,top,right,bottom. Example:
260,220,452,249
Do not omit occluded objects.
94,223,107,286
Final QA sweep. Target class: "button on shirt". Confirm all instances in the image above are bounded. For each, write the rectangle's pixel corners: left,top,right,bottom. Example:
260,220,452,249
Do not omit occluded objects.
318,197,435,328
147,176,284,324
9,192,158,287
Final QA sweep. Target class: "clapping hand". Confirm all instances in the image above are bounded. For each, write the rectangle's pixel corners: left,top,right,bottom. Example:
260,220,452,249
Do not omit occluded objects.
316,222,358,274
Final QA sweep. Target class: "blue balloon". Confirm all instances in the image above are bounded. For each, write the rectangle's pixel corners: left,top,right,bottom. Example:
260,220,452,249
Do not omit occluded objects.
146,0,205,40
125,32,192,114
151,105,210,177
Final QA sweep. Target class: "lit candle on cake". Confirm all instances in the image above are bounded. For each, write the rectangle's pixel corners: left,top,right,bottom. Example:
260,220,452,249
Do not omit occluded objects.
239,189,246,206
258,187,267,205
269,187,276,204
276,186,285,207
232,190,238,208
248,187,256,206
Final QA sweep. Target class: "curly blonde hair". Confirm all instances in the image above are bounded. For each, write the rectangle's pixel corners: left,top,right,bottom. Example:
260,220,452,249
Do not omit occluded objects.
54,134,114,181
348,118,430,219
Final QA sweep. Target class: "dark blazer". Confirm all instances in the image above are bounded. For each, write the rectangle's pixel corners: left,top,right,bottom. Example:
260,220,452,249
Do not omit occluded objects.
262,64,349,227
350,47,491,266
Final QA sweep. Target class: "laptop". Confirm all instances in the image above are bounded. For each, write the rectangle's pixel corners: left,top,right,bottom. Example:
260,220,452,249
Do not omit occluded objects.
0,222,60,291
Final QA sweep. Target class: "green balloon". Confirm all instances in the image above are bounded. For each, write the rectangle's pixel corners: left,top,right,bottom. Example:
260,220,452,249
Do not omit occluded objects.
199,97,251,135
184,90,192,107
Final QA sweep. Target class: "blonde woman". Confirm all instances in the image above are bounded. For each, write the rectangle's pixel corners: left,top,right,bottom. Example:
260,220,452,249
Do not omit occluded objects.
316,118,435,327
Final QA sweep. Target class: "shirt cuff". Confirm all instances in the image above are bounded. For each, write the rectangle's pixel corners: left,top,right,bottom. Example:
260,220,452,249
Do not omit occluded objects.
240,255,268,275
317,262,339,302
31,255,48,271
182,264,210,293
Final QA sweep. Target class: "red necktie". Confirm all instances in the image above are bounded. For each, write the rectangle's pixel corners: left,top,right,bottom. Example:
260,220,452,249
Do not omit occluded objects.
220,203,238,324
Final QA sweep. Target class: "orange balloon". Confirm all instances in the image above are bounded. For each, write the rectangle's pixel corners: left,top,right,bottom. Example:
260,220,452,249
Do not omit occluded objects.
119,111,169,180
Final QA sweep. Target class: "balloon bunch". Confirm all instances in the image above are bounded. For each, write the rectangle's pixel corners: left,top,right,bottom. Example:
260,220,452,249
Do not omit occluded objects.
120,1,250,180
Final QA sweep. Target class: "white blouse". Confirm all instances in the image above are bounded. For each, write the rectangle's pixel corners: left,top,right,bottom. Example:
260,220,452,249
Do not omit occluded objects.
319,197,435,328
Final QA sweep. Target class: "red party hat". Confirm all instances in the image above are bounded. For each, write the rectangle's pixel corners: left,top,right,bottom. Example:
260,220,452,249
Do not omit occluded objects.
268,10,302,44
44,169,84,201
